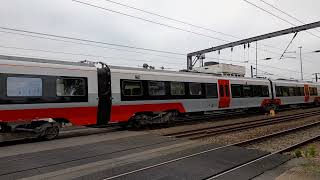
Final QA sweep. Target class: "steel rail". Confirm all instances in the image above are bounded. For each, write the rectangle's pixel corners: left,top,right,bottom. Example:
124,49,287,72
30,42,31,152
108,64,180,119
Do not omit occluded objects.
103,120,320,180
206,123,320,179
165,110,320,139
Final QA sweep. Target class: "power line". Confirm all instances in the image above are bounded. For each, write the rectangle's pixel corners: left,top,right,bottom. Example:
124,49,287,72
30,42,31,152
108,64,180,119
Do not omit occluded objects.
243,0,320,39
0,45,185,66
243,0,296,26
0,26,185,56
258,0,320,34
102,0,287,52
0,43,305,75
72,0,229,42
73,0,286,53
102,0,239,40
0,30,186,60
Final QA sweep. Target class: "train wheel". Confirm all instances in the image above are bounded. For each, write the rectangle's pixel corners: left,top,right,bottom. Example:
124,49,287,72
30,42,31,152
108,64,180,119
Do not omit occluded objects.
132,120,143,129
166,111,178,127
41,126,59,140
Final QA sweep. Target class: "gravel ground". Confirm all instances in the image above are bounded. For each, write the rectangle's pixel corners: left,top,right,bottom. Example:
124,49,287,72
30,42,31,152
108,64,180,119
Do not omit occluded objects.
149,107,320,136
245,125,320,152
200,115,320,148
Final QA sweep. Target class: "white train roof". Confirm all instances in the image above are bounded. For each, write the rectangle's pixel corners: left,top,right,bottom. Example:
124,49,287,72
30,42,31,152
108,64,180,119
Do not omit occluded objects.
1,55,319,86
109,65,269,82
0,55,97,71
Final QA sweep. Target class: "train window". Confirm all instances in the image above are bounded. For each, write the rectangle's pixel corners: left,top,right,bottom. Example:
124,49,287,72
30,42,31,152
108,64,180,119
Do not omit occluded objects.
243,85,252,97
261,86,269,97
296,87,301,96
56,78,86,96
310,87,314,96
300,87,305,96
189,83,202,96
171,82,185,96
309,87,313,96
206,83,218,98
231,84,242,98
7,77,42,97
122,80,143,96
149,81,166,96
252,85,262,97
288,87,295,96
310,87,318,96
282,87,289,96
293,87,298,96
276,86,282,97
219,85,225,97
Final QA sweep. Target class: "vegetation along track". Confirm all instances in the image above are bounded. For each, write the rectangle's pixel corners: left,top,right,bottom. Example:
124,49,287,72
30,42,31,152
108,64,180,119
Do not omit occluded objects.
164,110,320,140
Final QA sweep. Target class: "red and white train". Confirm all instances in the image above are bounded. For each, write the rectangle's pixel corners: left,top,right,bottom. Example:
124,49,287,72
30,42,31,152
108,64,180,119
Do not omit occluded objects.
0,55,319,139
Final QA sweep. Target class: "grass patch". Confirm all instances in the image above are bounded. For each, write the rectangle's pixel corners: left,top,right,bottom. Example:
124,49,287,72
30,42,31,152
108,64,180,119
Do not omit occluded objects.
293,145,317,158
292,145,320,174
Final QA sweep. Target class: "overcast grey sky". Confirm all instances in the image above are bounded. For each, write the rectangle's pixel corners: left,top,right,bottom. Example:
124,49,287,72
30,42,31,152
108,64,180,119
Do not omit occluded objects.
0,0,319,80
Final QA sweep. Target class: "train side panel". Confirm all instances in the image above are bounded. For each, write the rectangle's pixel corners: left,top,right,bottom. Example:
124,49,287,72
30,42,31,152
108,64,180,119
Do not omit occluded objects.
0,58,100,126
108,67,272,123
272,80,320,106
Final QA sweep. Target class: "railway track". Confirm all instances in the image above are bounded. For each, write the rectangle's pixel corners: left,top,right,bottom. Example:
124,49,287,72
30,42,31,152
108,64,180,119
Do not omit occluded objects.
164,110,320,140
104,118,320,180
206,120,320,179
172,104,315,126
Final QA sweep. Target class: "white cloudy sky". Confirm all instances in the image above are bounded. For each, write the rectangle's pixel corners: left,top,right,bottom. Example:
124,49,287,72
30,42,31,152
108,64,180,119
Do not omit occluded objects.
0,0,319,80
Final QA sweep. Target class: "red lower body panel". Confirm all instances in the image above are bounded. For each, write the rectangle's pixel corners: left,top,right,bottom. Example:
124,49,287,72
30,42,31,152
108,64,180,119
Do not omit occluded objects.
110,103,186,123
0,103,186,125
0,107,98,126
261,99,281,107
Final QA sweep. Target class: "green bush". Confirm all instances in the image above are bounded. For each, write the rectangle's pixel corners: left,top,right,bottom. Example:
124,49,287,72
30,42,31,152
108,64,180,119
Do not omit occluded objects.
305,145,317,158
294,149,303,158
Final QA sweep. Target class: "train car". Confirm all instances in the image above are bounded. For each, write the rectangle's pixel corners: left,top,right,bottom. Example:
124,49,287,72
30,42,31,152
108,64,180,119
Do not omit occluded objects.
0,55,111,140
1,55,319,140
272,79,320,107
109,66,274,127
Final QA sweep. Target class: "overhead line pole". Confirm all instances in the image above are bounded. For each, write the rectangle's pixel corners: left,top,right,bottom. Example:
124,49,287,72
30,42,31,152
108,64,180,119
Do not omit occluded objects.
256,41,258,77
187,21,320,70
299,46,303,80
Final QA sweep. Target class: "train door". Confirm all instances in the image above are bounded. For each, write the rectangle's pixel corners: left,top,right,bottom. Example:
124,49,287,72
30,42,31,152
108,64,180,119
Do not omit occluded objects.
304,84,310,102
218,79,231,108
97,66,112,125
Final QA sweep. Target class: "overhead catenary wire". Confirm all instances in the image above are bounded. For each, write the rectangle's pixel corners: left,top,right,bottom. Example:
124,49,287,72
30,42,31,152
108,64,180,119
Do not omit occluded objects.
72,0,229,42
0,26,185,56
0,25,284,62
0,43,308,76
0,30,186,60
258,0,320,34
101,0,286,51
72,0,286,54
102,0,239,40
0,29,283,66
243,0,320,39
0,44,185,66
